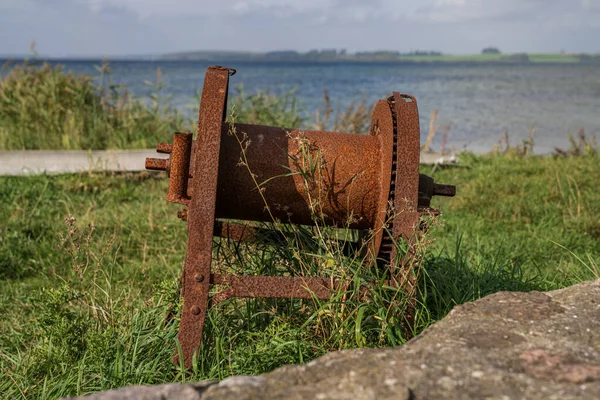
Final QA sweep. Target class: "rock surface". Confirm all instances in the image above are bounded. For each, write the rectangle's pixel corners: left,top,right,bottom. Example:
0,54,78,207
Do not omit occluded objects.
64,382,215,400
66,278,600,400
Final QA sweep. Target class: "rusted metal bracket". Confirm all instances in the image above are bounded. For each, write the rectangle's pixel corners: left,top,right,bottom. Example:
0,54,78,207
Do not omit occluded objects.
146,66,456,367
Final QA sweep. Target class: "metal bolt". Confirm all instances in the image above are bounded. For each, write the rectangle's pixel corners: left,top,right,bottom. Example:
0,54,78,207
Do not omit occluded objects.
191,306,201,315
156,142,173,154
145,157,168,171
194,274,205,283
177,208,188,221
433,183,456,197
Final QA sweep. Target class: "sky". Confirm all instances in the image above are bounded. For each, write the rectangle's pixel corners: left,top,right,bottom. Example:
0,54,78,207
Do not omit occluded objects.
1,0,599,57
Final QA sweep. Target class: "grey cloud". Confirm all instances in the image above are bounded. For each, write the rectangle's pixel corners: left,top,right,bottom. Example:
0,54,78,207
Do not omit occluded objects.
0,0,598,56
413,0,586,23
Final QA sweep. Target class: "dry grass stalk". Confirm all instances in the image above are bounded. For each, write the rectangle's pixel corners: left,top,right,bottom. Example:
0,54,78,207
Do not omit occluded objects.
421,109,440,152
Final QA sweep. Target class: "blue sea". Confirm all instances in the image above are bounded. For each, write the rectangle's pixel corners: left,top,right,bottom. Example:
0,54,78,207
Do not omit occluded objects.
3,59,599,153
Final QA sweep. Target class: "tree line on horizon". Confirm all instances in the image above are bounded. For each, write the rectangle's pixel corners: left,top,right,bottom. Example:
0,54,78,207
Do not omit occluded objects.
160,48,444,61
159,48,600,63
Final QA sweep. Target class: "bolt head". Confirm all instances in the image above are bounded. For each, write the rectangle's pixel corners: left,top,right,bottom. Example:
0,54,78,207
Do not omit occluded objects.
177,208,189,221
194,274,205,282
191,306,201,315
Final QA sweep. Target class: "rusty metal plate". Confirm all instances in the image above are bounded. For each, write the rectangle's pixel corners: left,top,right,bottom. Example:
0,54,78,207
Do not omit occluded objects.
210,274,336,304
176,66,231,367
390,92,421,265
368,100,394,260
389,92,422,337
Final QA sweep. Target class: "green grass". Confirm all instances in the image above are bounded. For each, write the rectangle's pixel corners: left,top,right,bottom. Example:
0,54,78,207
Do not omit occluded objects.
399,54,504,62
528,53,581,63
1,152,598,399
428,153,599,285
398,53,581,63
0,60,192,150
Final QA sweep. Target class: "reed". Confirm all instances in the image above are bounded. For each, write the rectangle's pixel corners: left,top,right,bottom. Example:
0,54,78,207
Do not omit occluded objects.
0,60,187,150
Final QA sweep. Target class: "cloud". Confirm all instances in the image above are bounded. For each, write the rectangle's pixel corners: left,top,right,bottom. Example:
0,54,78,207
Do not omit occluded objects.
76,0,600,29
83,0,336,18
582,0,600,10
0,0,598,55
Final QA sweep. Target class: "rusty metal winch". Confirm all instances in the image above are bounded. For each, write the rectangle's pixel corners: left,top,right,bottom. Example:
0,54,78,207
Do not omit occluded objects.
146,66,455,367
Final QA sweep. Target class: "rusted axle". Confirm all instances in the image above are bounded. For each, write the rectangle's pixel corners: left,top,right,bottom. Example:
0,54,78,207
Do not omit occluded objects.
146,66,456,367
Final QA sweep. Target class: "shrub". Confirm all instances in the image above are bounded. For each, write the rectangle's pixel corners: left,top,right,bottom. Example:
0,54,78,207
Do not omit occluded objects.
0,60,187,150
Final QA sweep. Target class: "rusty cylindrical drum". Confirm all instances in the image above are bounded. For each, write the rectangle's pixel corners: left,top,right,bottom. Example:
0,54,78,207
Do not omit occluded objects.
215,122,387,230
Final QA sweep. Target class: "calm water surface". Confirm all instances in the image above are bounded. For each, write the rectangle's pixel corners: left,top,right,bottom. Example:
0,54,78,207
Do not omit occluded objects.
4,59,599,153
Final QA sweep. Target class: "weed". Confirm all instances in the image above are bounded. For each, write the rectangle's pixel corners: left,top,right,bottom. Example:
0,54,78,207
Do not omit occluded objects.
0,60,187,150
554,128,598,157
219,108,427,352
227,85,305,129
492,123,536,157
312,90,373,134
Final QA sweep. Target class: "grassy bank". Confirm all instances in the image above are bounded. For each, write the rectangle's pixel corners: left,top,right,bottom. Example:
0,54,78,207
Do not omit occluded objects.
1,151,598,398
0,61,191,150
394,53,581,63
0,60,317,151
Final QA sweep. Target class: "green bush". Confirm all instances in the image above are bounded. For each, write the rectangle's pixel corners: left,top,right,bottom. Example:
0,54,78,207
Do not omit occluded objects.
0,61,188,150
0,61,375,151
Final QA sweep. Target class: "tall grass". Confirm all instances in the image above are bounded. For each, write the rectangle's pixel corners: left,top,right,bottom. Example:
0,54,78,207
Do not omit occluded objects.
2,151,598,398
1,155,598,398
0,60,189,150
227,85,306,129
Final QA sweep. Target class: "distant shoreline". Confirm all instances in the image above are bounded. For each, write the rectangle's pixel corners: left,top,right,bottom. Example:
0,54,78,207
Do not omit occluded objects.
2,52,600,64
159,52,590,64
